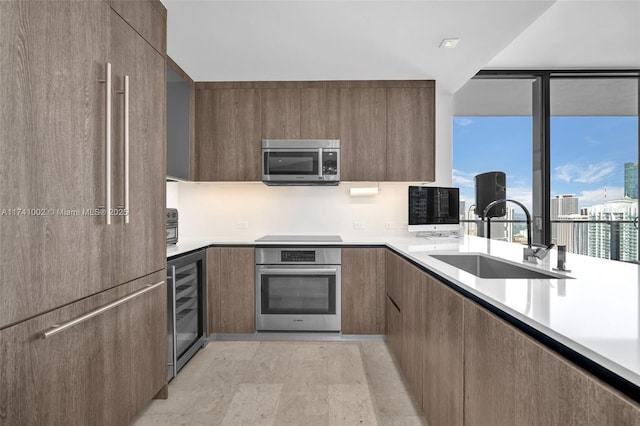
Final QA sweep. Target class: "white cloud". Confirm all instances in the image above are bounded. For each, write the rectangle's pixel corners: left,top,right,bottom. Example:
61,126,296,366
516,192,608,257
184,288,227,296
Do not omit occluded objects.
554,162,616,184
452,169,476,188
453,117,473,127
576,186,624,208
506,186,533,213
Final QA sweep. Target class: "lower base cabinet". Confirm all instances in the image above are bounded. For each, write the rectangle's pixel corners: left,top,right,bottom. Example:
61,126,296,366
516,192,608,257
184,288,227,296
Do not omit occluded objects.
341,248,386,334
207,247,255,334
384,251,640,426
0,270,166,425
422,275,464,426
385,295,402,361
464,301,640,426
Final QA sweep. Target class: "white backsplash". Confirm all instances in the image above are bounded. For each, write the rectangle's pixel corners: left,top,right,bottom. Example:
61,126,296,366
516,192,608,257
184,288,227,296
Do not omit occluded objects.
171,182,432,239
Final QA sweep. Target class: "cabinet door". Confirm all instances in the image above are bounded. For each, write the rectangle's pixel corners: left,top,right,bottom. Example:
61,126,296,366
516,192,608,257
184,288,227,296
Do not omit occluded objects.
401,262,425,409
0,1,112,328
300,87,340,139
341,248,385,334
262,88,301,139
109,0,166,56
0,271,166,425
339,88,387,181
386,87,435,181
464,301,640,426
422,276,463,426
207,247,255,334
385,251,404,308
195,88,261,181
110,11,166,286
385,295,402,362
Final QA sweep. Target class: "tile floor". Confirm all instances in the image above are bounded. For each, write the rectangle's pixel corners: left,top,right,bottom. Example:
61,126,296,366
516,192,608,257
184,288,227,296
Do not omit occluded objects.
132,340,427,426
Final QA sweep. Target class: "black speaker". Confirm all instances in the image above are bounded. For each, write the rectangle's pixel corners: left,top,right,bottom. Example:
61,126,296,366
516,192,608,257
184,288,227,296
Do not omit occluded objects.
475,171,506,218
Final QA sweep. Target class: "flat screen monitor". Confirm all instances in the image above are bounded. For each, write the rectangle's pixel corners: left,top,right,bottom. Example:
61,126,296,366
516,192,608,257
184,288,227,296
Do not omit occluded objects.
408,186,460,233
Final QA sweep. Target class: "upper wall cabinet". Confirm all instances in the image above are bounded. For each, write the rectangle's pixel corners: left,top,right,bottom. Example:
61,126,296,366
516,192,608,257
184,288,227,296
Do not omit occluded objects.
339,87,387,181
195,87,262,181
167,58,195,180
262,88,301,139
194,80,435,182
387,86,435,182
301,87,340,139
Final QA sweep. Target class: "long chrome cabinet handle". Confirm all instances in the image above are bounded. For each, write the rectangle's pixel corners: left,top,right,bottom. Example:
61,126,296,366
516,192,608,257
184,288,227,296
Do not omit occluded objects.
124,75,130,224
318,148,323,178
98,63,112,225
42,281,164,339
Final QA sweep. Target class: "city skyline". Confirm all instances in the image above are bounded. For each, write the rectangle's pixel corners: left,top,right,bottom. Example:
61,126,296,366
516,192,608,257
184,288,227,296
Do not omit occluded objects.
453,116,638,211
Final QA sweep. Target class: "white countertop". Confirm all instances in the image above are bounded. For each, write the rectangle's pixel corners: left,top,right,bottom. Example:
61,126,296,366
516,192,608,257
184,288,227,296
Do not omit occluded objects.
167,234,640,389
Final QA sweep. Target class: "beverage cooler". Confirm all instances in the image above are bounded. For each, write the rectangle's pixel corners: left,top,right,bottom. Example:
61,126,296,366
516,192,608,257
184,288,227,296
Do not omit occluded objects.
167,249,207,381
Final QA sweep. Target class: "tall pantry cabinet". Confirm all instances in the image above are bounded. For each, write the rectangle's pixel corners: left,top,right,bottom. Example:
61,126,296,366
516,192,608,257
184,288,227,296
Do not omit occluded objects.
0,1,167,424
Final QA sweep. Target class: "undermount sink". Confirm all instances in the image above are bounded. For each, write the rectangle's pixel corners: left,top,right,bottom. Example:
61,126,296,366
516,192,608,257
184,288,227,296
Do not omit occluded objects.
430,253,573,280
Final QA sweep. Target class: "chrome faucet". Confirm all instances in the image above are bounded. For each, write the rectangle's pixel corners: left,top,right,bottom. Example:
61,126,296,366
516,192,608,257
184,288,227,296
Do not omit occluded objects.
482,199,554,263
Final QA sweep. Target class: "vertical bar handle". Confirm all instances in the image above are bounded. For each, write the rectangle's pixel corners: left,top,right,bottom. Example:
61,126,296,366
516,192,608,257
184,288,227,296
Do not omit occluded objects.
99,63,112,225
123,75,130,224
318,148,323,178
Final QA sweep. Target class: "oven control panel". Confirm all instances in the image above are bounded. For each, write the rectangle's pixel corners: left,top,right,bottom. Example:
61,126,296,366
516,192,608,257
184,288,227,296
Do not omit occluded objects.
281,250,315,262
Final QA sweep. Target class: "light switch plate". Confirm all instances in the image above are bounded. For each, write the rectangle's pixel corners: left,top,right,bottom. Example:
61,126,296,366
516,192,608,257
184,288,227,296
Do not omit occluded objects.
236,221,249,229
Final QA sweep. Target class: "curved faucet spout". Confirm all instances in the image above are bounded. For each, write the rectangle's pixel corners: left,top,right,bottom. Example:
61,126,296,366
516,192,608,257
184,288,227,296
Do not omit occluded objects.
483,199,532,249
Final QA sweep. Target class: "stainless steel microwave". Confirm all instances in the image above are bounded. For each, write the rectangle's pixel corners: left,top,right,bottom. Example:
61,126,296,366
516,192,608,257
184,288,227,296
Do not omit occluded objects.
261,139,340,185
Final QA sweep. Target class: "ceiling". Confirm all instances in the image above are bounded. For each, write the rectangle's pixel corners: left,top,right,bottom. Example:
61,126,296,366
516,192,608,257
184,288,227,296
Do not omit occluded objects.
162,1,640,94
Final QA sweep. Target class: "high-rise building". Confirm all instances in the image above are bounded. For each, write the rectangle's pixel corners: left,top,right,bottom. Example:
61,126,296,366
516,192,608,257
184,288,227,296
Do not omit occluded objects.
624,163,638,199
587,199,638,261
555,214,589,255
551,195,579,241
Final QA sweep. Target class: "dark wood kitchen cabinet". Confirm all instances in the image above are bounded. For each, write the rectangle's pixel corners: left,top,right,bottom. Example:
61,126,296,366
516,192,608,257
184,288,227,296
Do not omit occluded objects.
193,80,435,182
341,248,385,334
0,0,167,422
464,300,640,426
207,247,256,334
262,87,301,139
195,88,262,181
384,251,425,408
422,275,464,426
339,87,387,181
0,271,166,426
0,0,114,330
300,87,340,139
110,0,167,56
386,86,435,182
399,258,425,409
109,4,166,289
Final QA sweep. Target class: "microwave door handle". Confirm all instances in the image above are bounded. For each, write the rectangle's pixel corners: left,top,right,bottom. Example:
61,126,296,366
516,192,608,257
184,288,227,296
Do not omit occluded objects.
318,148,323,178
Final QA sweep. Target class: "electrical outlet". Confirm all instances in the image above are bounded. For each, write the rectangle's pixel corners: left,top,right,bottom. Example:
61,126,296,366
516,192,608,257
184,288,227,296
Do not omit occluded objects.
400,222,408,229
385,222,396,230
236,221,249,229
353,221,365,230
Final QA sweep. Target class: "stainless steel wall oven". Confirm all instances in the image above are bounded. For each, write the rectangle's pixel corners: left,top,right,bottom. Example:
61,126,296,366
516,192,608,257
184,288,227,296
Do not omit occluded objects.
255,247,341,332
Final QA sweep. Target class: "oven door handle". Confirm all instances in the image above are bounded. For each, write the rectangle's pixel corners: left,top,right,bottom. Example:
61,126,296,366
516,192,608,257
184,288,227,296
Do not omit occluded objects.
259,268,338,275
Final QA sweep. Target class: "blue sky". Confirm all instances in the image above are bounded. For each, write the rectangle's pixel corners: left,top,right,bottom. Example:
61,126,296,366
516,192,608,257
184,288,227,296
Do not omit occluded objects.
453,116,638,211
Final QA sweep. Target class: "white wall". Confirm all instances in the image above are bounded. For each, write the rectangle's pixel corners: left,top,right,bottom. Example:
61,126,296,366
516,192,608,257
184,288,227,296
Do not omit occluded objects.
168,87,454,240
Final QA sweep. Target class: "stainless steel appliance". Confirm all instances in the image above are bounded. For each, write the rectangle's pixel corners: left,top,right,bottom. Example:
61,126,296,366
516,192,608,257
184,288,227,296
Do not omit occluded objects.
166,208,178,245
261,139,340,185
255,236,342,331
167,249,207,381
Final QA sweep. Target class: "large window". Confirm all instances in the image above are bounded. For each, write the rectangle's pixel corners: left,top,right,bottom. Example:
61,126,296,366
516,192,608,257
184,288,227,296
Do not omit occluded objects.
454,71,640,262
